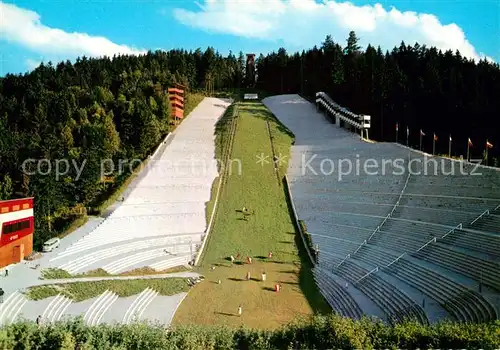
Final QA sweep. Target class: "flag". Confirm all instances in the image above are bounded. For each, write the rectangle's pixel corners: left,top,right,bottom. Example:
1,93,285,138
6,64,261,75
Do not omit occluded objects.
434,133,438,141
396,123,398,131
449,135,452,142
407,127,409,136
468,138,473,147
420,129,426,136
486,141,493,149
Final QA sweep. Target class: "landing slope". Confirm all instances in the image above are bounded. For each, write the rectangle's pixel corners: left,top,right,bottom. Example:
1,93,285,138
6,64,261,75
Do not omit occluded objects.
49,98,231,275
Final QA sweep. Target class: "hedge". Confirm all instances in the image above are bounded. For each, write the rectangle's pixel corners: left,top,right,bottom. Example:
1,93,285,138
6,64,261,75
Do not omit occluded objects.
1,314,498,349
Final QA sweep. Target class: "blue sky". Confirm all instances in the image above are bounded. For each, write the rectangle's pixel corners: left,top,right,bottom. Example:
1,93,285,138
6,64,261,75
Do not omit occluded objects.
1,0,498,76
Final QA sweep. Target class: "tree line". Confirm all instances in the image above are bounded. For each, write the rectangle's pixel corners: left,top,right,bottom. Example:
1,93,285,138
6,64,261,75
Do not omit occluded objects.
256,32,500,165
0,48,246,248
1,315,498,349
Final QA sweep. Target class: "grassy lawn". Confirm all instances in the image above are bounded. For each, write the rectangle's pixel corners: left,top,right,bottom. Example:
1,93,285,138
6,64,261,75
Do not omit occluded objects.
173,102,330,329
27,278,190,302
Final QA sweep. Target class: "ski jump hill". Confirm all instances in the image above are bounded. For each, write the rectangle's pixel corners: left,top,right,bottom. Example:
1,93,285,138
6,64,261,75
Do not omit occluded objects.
0,97,231,327
263,94,500,324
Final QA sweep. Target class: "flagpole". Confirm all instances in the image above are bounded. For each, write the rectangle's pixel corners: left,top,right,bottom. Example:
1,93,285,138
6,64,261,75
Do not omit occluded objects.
467,139,470,162
396,123,399,143
406,127,409,146
485,140,489,165
419,130,423,151
432,134,436,155
448,135,452,158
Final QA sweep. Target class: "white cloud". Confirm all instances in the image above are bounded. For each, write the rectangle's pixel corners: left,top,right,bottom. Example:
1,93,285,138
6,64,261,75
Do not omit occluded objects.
173,0,494,62
25,58,42,71
0,1,146,58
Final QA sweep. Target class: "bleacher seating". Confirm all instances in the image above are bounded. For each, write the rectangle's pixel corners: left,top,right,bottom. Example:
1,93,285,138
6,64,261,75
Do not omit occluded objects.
414,242,500,290
336,261,428,324
313,267,363,319
387,259,497,322
441,229,500,260
263,94,500,324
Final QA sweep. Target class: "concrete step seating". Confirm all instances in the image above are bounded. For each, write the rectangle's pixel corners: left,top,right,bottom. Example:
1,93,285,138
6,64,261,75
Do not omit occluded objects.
312,236,360,257
371,231,425,252
56,235,198,273
318,252,344,269
122,288,158,324
302,212,384,231
148,255,191,271
441,230,500,259
58,214,205,255
336,260,428,325
405,181,499,198
390,206,477,226
400,195,493,213
83,290,119,326
466,214,500,234
41,294,73,323
310,224,372,243
414,243,500,290
354,244,398,268
381,219,447,239
313,267,362,319
388,259,497,323
0,291,27,326
296,201,390,217
101,248,191,274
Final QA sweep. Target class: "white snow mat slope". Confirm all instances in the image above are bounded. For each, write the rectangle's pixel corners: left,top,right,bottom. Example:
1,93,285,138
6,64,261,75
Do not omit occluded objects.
51,97,231,273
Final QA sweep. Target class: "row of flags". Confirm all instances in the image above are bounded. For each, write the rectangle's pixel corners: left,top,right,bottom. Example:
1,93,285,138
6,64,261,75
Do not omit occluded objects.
396,123,494,149
395,123,494,161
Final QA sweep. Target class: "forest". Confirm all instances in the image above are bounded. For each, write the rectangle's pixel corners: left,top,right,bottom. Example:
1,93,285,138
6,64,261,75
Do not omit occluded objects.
1,32,499,248
257,32,500,163
0,48,246,248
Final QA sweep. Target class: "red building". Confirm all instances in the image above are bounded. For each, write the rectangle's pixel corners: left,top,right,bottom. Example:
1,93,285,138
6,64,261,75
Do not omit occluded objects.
0,198,34,268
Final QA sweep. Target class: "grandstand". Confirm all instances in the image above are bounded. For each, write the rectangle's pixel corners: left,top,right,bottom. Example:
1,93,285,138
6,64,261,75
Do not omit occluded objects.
263,94,500,324
49,98,231,274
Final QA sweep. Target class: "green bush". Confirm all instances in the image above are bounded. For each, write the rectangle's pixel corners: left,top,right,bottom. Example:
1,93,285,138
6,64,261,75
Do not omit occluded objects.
1,315,498,350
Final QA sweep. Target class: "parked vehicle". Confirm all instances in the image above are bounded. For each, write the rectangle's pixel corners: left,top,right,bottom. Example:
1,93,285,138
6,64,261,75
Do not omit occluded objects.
42,238,60,252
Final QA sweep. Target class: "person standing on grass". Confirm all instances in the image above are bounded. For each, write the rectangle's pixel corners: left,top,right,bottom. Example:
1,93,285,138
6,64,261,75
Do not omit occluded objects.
36,315,42,327
268,251,273,259
230,255,235,264
246,271,251,280
238,305,242,316
261,271,266,281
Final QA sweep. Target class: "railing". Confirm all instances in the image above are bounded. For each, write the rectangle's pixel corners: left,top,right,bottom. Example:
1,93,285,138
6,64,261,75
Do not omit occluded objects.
367,155,411,243
354,267,379,285
384,253,406,269
440,223,463,240
495,204,500,211
367,223,383,242
315,92,370,130
335,254,350,269
470,209,490,225
416,237,437,252
352,240,367,255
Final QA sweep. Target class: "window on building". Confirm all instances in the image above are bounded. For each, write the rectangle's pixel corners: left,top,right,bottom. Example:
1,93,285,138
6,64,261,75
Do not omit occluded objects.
2,220,30,235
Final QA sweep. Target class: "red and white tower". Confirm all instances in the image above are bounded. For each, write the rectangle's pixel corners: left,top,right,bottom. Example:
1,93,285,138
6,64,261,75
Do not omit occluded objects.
0,198,34,268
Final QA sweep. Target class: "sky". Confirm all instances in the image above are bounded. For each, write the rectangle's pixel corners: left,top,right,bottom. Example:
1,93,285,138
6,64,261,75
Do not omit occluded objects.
0,0,499,76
